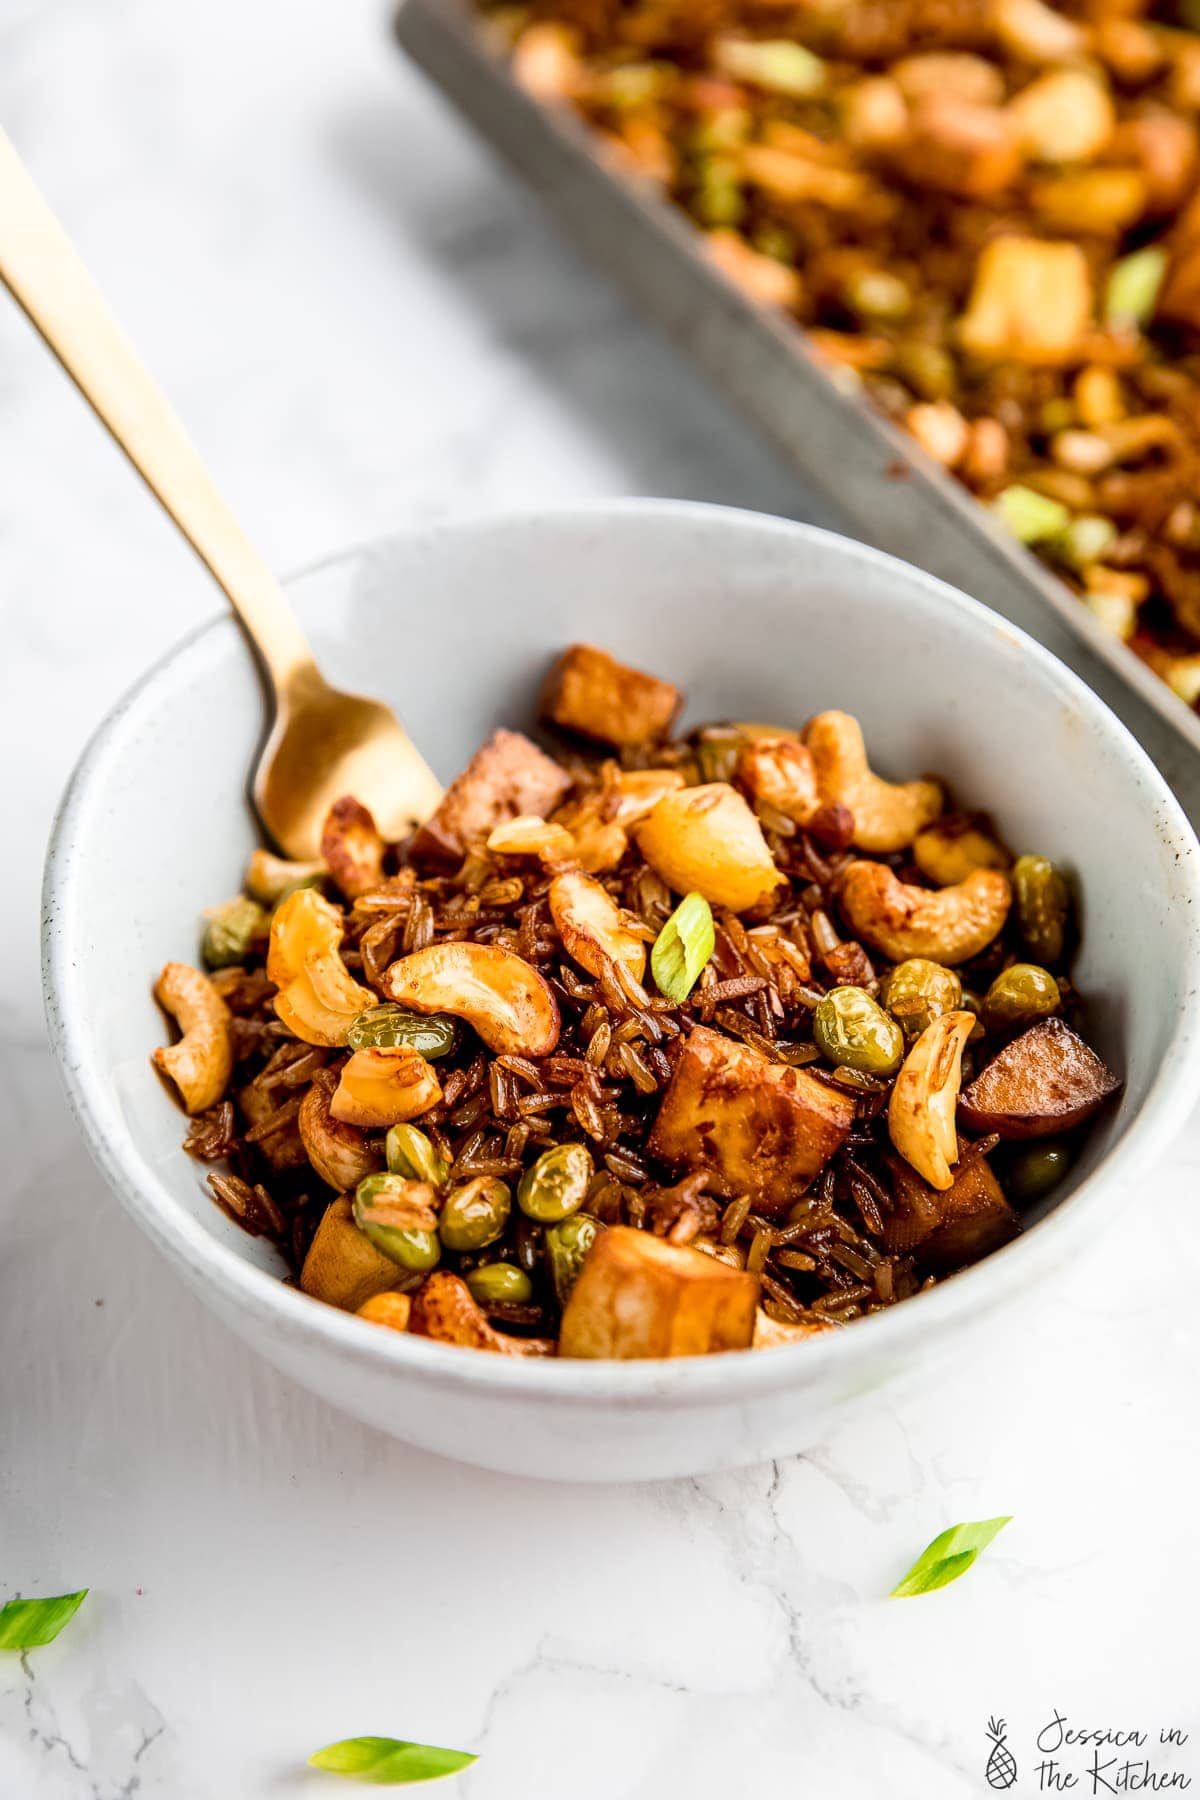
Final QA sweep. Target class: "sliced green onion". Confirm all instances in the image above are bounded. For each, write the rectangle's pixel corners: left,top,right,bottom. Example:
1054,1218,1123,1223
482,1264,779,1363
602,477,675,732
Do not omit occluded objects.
308,1737,477,1784
651,892,716,1003
993,485,1070,546
1051,512,1117,571
0,1590,88,1650
715,38,825,97
1104,246,1167,329
890,1517,1012,1598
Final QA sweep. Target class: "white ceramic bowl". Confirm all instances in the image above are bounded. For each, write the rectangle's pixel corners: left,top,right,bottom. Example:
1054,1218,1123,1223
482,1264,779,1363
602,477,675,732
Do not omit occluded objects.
44,501,1200,1481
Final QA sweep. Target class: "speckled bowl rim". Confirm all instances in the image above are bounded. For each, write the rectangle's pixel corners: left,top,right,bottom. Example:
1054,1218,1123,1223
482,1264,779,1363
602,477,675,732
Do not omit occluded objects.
42,499,1200,1410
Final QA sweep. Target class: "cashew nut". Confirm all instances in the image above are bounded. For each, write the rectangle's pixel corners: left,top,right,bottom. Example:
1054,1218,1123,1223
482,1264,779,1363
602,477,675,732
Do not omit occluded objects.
298,1070,382,1190
320,795,386,899
560,806,628,874
804,711,942,852
486,814,578,859
636,783,785,913
356,1291,413,1333
410,1271,556,1355
736,736,821,824
244,848,326,904
152,962,234,1114
609,768,686,825
888,1011,976,1190
549,869,647,990
329,1047,443,1128
383,941,561,1056
913,819,1010,887
839,861,1011,965
268,888,375,1047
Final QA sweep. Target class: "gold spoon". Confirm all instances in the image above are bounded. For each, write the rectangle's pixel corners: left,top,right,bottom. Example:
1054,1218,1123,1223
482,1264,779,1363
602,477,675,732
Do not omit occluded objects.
0,129,442,858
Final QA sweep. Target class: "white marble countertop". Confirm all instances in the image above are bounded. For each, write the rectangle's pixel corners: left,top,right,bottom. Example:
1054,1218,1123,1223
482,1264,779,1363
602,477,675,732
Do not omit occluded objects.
5,2,1200,1795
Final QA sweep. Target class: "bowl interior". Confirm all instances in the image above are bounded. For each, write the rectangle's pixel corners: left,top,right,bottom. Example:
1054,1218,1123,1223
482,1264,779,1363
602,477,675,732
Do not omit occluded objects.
45,503,1200,1366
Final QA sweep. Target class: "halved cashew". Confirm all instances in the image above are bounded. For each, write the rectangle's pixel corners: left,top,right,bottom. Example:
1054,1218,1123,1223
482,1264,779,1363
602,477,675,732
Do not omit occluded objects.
152,962,234,1114
356,1291,412,1333
636,783,785,912
298,1070,382,1190
268,888,374,1047
804,712,942,852
839,861,1011,965
245,848,326,904
888,1011,976,1191
410,1272,556,1356
609,768,686,825
320,796,386,899
383,941,560,1056
913,819,1010,886
558,804,628,874
486,815,578,859
300,1195,399,1312
549,869,646,988
736,736,821,825
329,1047,442,1128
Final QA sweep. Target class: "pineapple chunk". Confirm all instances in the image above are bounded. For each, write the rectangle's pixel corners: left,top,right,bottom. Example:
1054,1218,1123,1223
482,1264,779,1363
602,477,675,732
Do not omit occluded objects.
300,1195,401,1313
648,1025,856,1215
559,1225,758,1359
959,237,1092,364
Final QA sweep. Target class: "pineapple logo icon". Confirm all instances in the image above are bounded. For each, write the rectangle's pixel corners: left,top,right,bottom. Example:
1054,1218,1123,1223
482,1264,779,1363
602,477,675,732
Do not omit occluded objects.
985,1717,1018,1790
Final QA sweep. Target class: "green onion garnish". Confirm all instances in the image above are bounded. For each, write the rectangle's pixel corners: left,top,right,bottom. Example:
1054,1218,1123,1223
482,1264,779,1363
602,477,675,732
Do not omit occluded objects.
0,1590,88,1650
890,1517,1012,1598
651,892,716,1003
308,1737,477,1784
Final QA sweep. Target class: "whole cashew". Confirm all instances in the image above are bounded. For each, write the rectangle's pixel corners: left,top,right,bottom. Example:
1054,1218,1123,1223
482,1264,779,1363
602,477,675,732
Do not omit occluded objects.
320,795,386,900
268,887,374,1047
839,861,1011,965
152,962,234,1114
888,1011,976,1190
804,711,942,852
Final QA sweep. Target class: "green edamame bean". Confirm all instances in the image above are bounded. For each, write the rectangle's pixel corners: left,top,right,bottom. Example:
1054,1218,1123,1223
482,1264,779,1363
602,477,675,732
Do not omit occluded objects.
201,895,270,969
813,986,904,1076
881,959,963,1043
1006,1141,1072,1207
1013,854,1071,967
348,1003,459,1060
982,963,1061,1033
517,1143,593,1223
439,1178,511,1252
466,1263,532,1305
545,1213,601,1305
385,1123,449,1188
353,1173,441,1272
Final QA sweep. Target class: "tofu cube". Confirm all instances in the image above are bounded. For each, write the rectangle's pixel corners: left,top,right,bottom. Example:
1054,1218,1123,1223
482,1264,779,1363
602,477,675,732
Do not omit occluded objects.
412,728,572,862
539,644,681,747
648,1025,857,1216
559,1225,758,1359
959,236,1092,363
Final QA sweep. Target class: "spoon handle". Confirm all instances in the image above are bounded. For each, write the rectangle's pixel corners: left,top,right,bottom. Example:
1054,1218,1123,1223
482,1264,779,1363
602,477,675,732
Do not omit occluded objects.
0,129,313,694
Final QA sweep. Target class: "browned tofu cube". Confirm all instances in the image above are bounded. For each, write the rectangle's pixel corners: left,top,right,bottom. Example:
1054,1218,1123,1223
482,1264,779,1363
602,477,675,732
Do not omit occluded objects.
412,728,572,863
299,1195,400,1312
883,1152,1019,1272
891,94,1023,200
648,1025,857,1217
559,1226,758,1359
539,644,681,747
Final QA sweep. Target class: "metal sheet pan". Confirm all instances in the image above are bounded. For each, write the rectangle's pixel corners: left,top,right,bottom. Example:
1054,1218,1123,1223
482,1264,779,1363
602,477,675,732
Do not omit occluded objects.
396,0,1200,818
